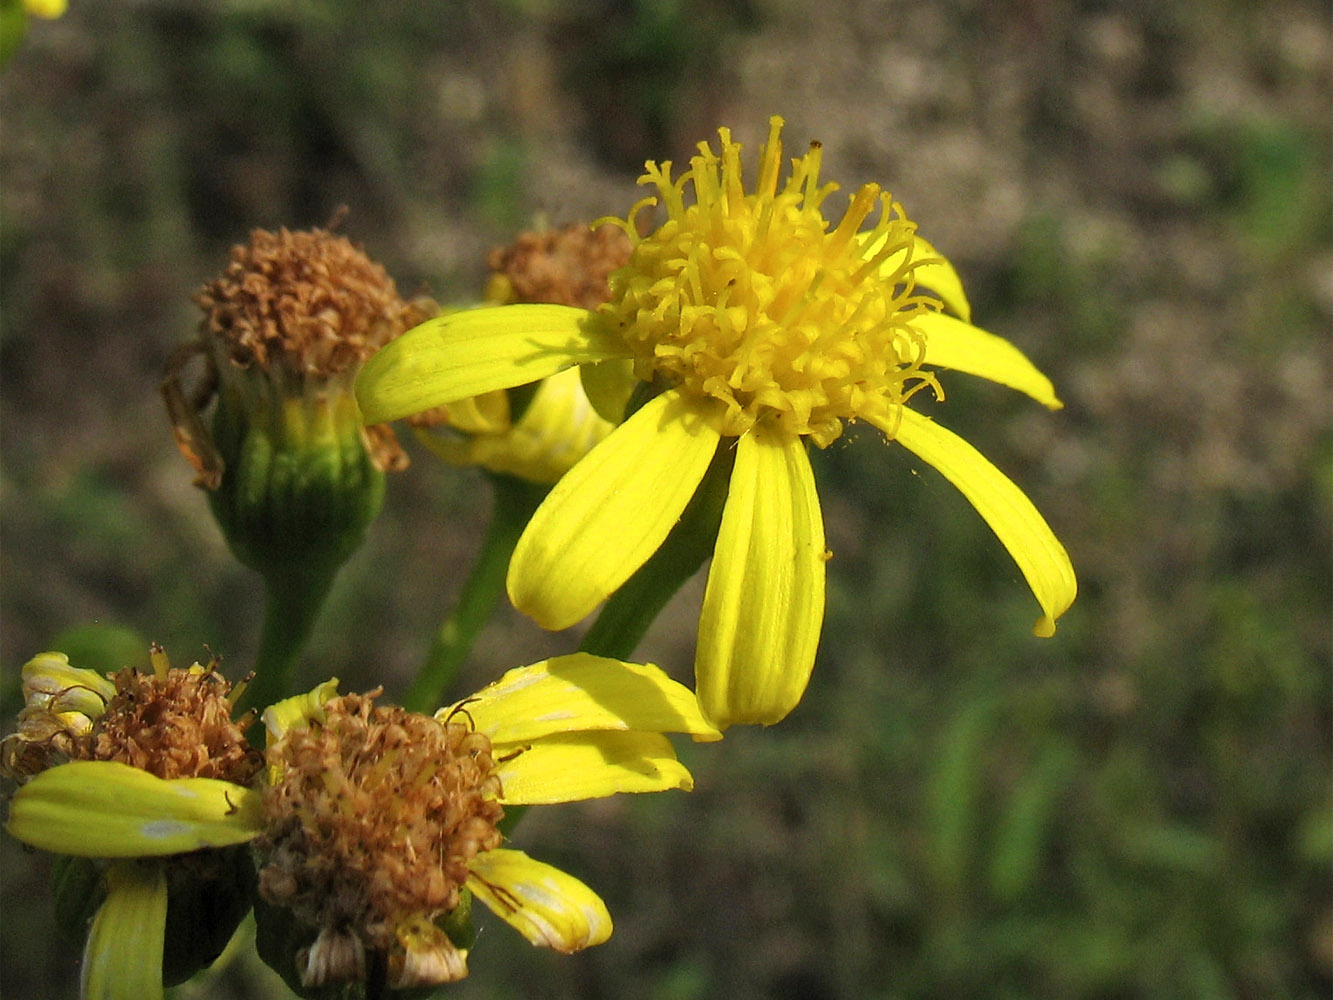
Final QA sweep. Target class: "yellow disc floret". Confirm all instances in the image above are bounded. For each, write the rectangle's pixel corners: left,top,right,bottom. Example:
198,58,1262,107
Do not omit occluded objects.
598,116,942,446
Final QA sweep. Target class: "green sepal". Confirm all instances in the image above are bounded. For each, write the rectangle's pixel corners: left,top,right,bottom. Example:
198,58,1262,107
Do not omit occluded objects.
52,855,107,948
160,844,256,987
208,392,386,584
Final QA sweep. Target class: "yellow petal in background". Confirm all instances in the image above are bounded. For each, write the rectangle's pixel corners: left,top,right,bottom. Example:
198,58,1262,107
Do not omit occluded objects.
492,731,693,804
416,367,615,484
444,653,721,744
696,427,826,728
507,389,721,630
579,357,637,424
82,861,167,1000
889,408,1077,636
355,305,626,424
914,312,1063,409
7,761,265,857
467,848,612,952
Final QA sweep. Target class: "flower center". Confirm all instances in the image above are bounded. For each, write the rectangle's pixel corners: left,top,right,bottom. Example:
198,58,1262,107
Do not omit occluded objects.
257,691,505,988
597,116,941,446
89,652,261,785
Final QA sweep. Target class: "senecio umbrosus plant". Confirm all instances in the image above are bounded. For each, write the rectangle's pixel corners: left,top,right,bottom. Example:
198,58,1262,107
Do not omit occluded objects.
3,117,1075,999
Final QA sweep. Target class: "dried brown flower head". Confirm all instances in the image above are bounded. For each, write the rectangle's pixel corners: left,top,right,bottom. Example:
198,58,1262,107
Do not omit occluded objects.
0,647,261,789
257,691,506,988
486,222,632,309
90,663,262,785
197,227,428,378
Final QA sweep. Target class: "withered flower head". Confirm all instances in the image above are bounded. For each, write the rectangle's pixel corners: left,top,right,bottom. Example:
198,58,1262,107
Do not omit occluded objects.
0,646,261,788
198,227,425,379
162,226,433,616
485,221,632,309
258,690,504,989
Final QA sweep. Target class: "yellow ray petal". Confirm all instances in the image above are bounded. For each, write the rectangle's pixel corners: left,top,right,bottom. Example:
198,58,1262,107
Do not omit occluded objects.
696,426,826,728
913,312,1062,409
492,731,693,804
441,653,720,743
579,357,637,423
889,407,1076,635
507,389,722,630
6,761,265,858
467,848,612,952
858,231,972,323
355,305,627,424
83,861,167,1000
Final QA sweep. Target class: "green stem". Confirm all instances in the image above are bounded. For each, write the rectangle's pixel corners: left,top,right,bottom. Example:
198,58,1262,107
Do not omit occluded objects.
237,565,339,723
402,475,548,713
579,442,734,660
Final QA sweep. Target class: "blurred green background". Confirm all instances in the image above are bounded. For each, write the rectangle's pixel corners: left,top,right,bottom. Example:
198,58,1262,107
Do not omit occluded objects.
1,0,1329,998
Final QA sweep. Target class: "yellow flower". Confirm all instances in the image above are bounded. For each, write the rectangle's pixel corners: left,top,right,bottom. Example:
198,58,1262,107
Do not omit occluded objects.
6,655,719,993
356,117,1077,728
23,0,66,18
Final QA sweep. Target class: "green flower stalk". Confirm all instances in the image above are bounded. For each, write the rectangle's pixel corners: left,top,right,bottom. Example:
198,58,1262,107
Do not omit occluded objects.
400,224,627,710
163,226,431,711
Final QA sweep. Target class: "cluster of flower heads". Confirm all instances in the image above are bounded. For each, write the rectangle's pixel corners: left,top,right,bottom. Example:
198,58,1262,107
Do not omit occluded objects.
4,648,718,997
4,116,1075,998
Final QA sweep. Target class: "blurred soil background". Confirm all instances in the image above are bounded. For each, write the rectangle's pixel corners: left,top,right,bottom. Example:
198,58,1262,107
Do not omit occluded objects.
1,0,1330,998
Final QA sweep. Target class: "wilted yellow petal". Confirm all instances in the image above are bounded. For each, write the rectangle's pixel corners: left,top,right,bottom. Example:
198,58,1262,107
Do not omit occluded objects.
889,407,1077,635
261,677,340,743
6,761,264,857
82,861,167,1000
438,391,511,435
21,651,116,717
914,312,1062,409
696,427,826,727
492,731,693,804
507,389,721,630
355,305,626,424
440,653,720,743
467,848,612,952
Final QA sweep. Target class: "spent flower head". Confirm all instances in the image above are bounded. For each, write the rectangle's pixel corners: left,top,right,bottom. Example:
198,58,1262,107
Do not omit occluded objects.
1,647,266,1000
6,653,719,995
356,117,1078,728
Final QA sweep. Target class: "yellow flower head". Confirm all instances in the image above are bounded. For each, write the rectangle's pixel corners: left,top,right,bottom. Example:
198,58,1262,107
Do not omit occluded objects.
356,117,1078,728
601,120,937,446
5,655,719,993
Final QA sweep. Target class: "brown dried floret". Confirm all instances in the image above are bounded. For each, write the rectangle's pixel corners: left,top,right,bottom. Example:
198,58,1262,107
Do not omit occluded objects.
257,690,505,987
